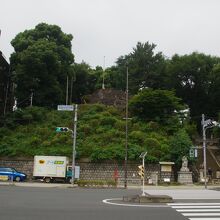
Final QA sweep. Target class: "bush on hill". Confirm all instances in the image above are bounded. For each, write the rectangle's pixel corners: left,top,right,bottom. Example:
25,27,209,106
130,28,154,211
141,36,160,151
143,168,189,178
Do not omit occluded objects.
0,104,193,165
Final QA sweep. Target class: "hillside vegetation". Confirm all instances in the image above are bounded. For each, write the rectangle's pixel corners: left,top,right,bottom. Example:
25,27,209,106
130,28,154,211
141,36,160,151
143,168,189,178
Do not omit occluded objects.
0,104,193,165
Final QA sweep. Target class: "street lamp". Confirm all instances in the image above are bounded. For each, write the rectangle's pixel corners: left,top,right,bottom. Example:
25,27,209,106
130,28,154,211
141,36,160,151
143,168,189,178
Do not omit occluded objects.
201,114,219,189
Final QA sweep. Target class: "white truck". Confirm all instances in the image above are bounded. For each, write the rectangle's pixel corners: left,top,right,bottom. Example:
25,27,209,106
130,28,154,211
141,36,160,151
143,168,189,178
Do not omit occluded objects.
33,156,79,183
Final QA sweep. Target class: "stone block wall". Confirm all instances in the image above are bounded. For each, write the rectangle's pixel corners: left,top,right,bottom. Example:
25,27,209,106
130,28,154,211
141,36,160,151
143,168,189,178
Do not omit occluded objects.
0,159,34,178
0,158,172,184
160,171,175,182
77,162,162,184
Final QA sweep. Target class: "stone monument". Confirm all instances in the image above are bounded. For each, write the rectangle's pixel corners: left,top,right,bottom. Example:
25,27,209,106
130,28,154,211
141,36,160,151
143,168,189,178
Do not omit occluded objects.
178,156,193,184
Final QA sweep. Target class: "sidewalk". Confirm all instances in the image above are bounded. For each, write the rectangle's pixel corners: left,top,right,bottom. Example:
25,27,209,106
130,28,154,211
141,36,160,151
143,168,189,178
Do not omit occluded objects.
0,181,72,188
127,183,220,190
1,181,220,200
1,181,220,191
127,184,220,200
144,188,220,200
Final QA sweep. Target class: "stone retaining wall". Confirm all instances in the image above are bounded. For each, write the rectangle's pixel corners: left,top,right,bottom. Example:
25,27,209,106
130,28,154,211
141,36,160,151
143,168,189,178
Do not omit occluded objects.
0,159,33,178
0,159,175,184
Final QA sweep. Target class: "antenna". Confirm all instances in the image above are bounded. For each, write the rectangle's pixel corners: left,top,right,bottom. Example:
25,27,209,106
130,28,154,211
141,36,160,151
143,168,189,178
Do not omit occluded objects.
102,56,105,89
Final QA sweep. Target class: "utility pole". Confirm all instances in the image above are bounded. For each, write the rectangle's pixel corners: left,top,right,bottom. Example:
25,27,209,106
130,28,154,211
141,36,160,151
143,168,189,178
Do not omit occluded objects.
202,114,207,189
102,56,105,90
72,104,78,186
124,66,128,188
30,91,33,107
3,80,9,115
201,114,220,189
66,75,69,105
70,76,73,104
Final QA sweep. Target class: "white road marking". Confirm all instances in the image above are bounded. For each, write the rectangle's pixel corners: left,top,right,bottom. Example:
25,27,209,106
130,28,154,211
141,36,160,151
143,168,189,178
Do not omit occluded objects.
183,213,220,217
188,219,220,220
167,203,220,206
177,209,220,212
102,198,168,208
168,202,220,220
171,206,220,209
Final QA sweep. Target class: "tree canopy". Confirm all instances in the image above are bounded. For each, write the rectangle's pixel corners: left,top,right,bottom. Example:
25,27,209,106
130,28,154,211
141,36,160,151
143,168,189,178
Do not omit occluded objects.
166,53,220,122
10,23,74,107
129,88,184,124
107,42,167,94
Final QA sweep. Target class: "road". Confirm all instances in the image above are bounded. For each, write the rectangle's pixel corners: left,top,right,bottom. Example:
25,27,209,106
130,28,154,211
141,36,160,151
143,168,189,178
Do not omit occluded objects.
1,184,220,220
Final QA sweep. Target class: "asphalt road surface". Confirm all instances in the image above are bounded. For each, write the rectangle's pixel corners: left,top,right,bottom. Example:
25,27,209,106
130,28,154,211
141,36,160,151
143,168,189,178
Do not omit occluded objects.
0,186,189,220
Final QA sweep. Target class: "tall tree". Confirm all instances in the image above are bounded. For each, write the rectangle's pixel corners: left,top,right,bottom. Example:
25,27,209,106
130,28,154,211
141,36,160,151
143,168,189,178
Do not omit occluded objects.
107,42,167,94
129,88,184,124
71,62,98,103
209,63,220,118
168,129,193,167
10,23,74,107
166,53,220,122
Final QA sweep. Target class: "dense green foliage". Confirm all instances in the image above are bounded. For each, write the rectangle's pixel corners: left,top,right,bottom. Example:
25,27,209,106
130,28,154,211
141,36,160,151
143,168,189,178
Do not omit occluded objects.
0,105,193,164
10,23,74,107
103,43,220,127
106,42,166,93
6,22,220,166
129,89,184,124
10,23,220,127
166,53,220,123
71,63,99,103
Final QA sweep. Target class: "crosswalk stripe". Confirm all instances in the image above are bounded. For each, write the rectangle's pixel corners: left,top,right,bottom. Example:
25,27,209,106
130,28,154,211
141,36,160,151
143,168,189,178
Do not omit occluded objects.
177,209,220,212
183,213,220,216
167,203,220,206
168,203,220,219
170,205,220,208
189,218,220,220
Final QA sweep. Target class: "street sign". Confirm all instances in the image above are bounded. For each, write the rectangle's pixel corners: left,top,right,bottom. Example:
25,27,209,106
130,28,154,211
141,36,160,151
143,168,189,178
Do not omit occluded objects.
57,105,74,111
139,151,147,158
194,149,198,157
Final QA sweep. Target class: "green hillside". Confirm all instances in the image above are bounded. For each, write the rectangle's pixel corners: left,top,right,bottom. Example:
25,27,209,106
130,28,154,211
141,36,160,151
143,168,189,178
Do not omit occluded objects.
0,104,193,165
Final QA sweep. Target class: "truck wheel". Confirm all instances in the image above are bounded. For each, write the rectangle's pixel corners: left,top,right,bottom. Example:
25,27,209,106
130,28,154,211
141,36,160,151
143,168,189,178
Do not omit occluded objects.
44,177,51,183
15,176,21,182
67,178,72,184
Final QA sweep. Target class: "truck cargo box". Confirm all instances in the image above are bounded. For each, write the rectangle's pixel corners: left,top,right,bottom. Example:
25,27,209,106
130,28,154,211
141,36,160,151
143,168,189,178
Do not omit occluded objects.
33,156,69,178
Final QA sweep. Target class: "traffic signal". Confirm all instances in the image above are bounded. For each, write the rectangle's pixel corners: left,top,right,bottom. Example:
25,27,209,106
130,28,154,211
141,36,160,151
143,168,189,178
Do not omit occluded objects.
138,165,144,179
56,127,69,132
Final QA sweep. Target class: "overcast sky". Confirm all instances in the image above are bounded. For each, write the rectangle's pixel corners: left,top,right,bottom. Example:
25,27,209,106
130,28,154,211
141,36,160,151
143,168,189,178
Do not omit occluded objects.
0,0,220,68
